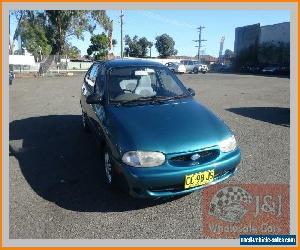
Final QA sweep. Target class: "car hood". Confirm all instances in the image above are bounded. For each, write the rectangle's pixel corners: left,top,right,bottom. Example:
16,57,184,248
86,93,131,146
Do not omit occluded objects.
108,98,232,155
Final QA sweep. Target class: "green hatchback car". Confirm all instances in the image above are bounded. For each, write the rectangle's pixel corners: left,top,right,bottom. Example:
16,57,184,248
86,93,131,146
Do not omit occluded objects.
80,59,241,198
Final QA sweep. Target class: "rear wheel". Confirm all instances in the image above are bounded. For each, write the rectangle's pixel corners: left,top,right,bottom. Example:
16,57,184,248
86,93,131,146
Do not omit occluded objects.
81,110,90,132
193,68,199,74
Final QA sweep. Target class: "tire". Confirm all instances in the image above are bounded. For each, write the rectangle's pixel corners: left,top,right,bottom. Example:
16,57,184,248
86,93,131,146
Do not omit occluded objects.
81,110,90,133
102,145,119,189
202,71,206,74
193,68,199,74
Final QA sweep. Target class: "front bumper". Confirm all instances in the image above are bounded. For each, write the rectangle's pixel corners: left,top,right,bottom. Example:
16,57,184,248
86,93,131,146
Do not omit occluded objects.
112,148,241,198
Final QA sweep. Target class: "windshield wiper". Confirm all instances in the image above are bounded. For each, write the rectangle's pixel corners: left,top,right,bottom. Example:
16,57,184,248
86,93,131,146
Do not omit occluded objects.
172,93,191,99
112,94,190,106
113,96,172,105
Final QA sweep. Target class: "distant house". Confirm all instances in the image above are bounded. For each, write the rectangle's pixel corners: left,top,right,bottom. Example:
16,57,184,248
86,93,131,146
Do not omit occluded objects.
70,55,92,62
200,55,218,65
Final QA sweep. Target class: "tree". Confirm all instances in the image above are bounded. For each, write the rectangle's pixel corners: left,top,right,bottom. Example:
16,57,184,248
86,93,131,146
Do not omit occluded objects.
87,33,110,60
148,41,153,57
224,49,234,58
155,34,177,58
45,10,94,56
124,35,150,58
13,10,112,61
90,10,113,33
9,10,28,54
112,39,117,50
17,11,51,61
66,45,81,59
224,49,235,63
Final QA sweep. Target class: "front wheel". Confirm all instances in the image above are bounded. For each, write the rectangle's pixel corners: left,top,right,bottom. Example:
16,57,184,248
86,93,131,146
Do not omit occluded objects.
193,68,199,74
104,148,113,185
102,145,122,191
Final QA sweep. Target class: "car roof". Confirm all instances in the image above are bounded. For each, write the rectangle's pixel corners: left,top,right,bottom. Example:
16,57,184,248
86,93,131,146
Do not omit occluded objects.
96,59,164,68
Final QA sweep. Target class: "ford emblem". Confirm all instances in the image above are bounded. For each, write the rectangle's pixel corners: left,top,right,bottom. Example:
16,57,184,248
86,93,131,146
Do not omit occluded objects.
191,153,201,161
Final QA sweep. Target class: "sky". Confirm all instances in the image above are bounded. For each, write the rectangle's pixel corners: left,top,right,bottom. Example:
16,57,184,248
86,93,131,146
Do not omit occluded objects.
10,10,290,58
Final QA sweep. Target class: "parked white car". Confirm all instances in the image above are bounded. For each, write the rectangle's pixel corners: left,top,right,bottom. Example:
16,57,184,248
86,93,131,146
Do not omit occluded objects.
199,64,208,74
180,60,208,74
165,62,186,74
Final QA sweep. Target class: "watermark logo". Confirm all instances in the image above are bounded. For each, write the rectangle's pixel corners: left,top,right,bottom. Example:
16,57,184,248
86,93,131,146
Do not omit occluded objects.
202,184,289,238
208,186,253,222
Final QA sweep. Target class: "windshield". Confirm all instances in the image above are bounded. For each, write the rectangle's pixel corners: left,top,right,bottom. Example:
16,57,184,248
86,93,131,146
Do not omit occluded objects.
108,66,189,103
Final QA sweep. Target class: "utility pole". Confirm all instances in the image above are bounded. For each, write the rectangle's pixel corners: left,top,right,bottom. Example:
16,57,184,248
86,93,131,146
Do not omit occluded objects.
9,13,11,54
193,26,207,63
120,10,124,58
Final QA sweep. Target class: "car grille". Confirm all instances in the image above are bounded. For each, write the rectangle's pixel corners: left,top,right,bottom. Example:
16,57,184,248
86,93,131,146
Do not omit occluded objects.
169,149,219,166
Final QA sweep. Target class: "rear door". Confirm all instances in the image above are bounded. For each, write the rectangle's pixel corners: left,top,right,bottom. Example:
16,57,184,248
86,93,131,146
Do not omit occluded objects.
81,63,101,132
186,61,193,72
88,64,107,139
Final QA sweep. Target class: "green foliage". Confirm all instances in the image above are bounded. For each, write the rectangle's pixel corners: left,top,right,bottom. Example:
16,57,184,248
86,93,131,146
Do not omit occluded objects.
45,10,95,55
87,33,110,60
112,39,117,47
148,41,153,48
124,35,150,58
66,45,81,59
90,10,113,32
17,11,51,59
224,49,235,59
155,34,177,58
15,10,111,59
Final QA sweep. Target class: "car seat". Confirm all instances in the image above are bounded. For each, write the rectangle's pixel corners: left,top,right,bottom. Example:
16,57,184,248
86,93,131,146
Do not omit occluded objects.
134,75,156,96
119,79,137,92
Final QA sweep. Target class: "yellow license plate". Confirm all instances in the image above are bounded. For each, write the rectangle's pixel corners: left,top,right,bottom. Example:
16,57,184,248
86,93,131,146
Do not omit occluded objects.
184,170,215,189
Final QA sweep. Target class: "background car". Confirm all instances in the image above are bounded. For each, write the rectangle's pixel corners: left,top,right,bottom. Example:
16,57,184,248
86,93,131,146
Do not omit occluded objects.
199,64,208,74
9,70,15,85
180,60,208,74
165,62,186,74
261,66,280,74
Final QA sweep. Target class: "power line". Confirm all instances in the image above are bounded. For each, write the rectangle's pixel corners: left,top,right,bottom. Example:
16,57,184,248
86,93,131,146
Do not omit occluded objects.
193,26,207,62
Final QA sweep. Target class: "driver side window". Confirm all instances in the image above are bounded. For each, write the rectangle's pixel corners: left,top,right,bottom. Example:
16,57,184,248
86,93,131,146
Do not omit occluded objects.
95,65,106,97
86,64,99,88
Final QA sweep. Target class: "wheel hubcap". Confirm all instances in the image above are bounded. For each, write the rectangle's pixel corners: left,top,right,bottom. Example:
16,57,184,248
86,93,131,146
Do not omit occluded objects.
104,152,112,184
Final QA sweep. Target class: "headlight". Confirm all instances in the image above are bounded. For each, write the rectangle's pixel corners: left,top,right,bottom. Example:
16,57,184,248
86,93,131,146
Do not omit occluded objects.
122,151,165,167
219,135,237,153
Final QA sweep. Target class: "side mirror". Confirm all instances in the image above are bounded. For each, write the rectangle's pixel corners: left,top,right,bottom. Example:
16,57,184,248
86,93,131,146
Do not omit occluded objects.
188,88,195,96
86,93,103,104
